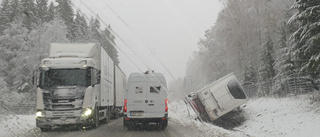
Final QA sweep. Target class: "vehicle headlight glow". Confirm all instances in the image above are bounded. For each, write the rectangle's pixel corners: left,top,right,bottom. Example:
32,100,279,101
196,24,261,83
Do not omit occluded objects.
36,111,45,118
81,108,93,117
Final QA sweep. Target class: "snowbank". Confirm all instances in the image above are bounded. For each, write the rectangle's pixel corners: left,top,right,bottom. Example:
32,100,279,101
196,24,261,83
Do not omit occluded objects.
0,115,36,137
168,100,247,137
236,95,320,137
169,95,320,137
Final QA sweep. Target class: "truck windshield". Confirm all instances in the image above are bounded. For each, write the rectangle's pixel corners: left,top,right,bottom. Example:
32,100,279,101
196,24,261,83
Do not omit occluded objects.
39,68,90,88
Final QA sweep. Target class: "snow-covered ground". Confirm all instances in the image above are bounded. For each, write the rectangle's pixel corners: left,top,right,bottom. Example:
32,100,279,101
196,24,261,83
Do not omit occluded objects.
1,95,320,137
168,95,320,137
0,114,36,137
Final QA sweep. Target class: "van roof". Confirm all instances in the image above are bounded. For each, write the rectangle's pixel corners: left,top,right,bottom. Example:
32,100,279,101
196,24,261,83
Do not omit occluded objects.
128,72,167,87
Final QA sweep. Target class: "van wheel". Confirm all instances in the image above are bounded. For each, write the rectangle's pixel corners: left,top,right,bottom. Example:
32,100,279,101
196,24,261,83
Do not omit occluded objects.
161,120,168,130
127,122,133,130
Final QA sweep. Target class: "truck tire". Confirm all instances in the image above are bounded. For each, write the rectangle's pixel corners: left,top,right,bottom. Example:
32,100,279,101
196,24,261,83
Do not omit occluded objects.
105,110,110,123
40,127,51,132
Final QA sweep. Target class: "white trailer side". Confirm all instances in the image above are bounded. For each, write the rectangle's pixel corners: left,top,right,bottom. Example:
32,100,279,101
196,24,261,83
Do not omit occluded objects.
100,46,114,107
114,65,126,113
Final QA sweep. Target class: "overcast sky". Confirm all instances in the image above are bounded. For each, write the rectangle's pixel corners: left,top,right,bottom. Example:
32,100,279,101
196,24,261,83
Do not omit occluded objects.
73,0,223,82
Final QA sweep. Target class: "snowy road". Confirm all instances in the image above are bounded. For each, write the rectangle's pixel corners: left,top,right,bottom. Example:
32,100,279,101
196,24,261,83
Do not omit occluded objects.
23,118,203,137
1,96,320,137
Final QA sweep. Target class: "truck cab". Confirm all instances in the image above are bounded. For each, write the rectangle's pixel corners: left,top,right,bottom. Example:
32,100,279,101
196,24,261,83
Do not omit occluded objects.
123,71,168,130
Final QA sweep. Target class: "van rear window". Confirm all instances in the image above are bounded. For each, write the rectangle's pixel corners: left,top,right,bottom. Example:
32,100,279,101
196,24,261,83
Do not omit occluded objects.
135,86,143,94
150,86,161,93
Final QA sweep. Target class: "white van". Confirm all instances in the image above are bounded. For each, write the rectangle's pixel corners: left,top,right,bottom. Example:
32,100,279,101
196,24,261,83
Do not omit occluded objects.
123,71,168,130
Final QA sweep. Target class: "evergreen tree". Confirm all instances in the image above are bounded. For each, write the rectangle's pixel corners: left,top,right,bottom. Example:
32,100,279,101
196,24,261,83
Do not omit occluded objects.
72,10,89,42
101,26,118,64
8,0,21,22
0,20,29,93
272,22,295,97
89,16,101,41
35,0,49,24
243,65,258,98
288,0,320,90
0,0,11,35
47,2,55,22
20,0,37,30
258,34,276,96
56,0,74,40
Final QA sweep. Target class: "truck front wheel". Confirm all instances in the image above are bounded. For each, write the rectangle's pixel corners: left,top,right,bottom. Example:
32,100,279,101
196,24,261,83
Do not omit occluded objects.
40,127,51,132
92,107,99,128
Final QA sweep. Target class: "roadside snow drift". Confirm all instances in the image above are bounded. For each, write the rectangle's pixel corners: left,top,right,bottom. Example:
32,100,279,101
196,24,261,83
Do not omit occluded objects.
236,95,320,137
0,115,36,137
169,95,320,137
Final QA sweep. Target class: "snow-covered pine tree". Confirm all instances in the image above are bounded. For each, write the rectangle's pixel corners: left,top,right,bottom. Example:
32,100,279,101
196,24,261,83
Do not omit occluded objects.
35,0,49,24
0,0,11,35
272,22,295,97
243,65,258,98
88,16,100,42
47,2,55,22
258,34,276,97
72,10,89,42
288,0,320,91
101,26,118,64
20,0,37,31
56,0,74,41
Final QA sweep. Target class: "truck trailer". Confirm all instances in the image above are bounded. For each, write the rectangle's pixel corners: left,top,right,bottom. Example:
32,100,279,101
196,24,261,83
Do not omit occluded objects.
34,43,126,131
187,73,248,123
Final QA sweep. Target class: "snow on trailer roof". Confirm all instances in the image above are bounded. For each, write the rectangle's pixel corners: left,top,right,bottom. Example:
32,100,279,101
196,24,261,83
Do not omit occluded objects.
49,43,100,58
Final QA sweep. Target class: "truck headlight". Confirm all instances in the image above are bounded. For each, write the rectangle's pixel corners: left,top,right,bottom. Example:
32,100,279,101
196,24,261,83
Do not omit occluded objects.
36,111,45,118
81,108,93,117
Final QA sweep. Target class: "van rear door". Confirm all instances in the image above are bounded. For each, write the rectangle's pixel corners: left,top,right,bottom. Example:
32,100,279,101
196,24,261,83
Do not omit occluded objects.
127,81,147,117
145,82,166,118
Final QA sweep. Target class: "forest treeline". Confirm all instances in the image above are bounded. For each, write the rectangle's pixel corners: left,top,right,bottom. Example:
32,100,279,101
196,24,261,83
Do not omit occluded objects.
0,0,118,108
179,0,320,98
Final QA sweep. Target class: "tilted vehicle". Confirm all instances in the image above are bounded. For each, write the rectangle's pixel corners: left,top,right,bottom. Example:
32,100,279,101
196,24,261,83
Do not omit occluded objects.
187,73,249,122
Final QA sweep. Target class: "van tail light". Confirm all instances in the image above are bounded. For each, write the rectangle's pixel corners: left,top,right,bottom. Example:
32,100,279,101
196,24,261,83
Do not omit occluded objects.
165,98,168,112
124,99,127,112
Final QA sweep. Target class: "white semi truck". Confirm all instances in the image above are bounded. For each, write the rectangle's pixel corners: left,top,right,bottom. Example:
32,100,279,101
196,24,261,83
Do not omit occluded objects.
34,43,126,131
187,73,249,123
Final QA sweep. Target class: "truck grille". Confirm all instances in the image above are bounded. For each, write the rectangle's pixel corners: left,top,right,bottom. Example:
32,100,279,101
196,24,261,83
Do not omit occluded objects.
52,111,77,117
43,93,83,111
52,104,75,110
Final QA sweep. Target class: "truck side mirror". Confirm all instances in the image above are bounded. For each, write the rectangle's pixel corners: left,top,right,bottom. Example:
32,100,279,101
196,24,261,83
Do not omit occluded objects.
32,70,38,86
97,70,101,84
32,76,35,85
97,73,101,84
